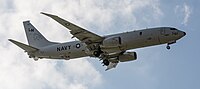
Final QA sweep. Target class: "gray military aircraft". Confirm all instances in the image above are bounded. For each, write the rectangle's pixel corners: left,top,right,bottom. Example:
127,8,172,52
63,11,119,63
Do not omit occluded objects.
9,12,186,70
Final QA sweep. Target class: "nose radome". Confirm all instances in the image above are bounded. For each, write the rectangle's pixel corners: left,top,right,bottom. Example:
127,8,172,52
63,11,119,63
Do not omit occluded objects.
183,32,186,36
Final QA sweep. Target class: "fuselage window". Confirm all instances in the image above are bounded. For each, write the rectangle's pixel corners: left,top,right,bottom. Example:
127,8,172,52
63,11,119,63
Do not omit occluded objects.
139,32,142,35
170,28,177,30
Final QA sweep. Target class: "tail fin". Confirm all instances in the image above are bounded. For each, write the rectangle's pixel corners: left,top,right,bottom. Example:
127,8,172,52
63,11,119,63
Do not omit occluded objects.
23,21,56,48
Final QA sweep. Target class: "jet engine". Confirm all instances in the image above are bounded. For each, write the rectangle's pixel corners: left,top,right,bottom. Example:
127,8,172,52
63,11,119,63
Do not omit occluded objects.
102,36,122,47
118,52,137,62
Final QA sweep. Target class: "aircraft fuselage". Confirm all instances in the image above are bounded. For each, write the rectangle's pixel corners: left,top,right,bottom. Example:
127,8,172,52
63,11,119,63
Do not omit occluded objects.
33,27,185,60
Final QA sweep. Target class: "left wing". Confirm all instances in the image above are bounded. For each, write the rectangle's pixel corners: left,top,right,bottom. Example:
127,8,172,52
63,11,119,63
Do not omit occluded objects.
41,12,103,45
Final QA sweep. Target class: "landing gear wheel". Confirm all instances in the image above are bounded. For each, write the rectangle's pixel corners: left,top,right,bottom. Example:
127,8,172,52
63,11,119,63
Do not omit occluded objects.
166,45,170,50
93,51,101,57
34,58,38,61
33,57,39,61
103,59,109,66
93,50,104,57
29,56,32,58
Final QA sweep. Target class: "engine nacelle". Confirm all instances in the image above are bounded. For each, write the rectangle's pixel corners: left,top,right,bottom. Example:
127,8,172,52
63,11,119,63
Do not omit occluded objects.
102,36,122,47
118,52,137,62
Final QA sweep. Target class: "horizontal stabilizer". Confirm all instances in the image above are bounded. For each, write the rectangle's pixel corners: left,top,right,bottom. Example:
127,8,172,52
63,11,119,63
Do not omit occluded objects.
8,39,39,52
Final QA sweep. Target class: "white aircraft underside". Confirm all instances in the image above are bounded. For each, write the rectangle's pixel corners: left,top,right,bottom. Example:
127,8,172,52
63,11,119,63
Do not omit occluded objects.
9,12,186,71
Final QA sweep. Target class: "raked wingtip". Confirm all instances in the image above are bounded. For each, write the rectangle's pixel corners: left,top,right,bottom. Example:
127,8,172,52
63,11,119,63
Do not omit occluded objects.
40,12,56,17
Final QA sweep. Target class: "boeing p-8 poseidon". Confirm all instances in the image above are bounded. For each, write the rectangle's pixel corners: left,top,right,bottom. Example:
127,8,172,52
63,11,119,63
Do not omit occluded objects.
9,12,186,70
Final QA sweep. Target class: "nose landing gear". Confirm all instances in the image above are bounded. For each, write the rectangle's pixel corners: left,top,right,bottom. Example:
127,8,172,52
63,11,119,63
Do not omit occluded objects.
166,45,170,50
166,40,176,50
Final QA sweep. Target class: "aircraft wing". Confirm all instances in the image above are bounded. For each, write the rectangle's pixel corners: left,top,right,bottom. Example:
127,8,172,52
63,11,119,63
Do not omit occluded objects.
41,12,103,45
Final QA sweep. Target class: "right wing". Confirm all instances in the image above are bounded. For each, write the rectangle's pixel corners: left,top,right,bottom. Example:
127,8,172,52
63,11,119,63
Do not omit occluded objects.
41,12,103,45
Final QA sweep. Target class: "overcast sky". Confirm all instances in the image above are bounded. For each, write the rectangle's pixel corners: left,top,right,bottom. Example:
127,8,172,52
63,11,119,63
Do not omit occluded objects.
0,0,199,89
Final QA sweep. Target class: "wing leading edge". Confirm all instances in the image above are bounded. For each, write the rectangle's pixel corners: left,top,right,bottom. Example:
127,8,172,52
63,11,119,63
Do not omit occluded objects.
41,12,103,45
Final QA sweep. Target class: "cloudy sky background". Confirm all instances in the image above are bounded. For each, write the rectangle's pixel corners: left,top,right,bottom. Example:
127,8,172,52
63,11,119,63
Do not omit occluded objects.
0,0,199,89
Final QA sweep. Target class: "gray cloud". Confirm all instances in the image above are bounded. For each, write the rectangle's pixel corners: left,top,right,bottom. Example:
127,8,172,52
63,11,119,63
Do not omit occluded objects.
182,3,192,25
174,3,192,26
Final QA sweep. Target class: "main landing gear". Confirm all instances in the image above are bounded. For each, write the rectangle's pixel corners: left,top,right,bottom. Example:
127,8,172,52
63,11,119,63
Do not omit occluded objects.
102,59,109,66
92,47,110,66
93,51,101,57
29,56,39,61
93,49,104,57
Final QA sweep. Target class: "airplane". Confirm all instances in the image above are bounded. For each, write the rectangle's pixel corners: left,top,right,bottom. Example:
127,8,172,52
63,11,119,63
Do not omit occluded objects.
9,12,186,71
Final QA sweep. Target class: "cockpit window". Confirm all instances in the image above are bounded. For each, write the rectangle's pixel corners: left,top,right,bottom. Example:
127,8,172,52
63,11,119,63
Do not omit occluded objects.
170,28,177,30
139,32,142,35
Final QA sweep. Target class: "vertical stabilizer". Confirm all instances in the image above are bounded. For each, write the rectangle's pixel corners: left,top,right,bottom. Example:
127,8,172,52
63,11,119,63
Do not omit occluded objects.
23,21,56,48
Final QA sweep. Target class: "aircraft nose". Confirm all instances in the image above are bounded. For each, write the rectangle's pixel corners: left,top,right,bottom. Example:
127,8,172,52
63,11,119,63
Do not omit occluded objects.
180,31,186,37
183,32,186,36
